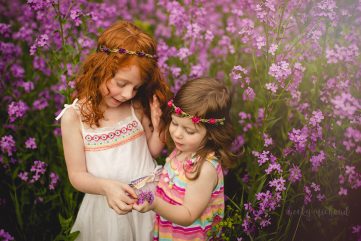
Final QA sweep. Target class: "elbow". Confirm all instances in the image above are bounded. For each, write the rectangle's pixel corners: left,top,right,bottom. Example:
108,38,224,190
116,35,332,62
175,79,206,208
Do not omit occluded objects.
68,173,82,192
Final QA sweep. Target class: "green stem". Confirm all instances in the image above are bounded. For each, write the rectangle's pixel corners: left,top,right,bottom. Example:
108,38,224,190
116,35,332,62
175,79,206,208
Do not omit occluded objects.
291,205,304,241
11,180,23,235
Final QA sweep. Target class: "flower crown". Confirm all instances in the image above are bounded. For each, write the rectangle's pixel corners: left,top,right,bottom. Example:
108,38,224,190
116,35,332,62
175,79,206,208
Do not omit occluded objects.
98,45,158,60
168,99,225,125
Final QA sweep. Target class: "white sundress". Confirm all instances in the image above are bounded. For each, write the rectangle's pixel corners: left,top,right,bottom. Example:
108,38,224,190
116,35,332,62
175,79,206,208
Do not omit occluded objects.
56,99,156,241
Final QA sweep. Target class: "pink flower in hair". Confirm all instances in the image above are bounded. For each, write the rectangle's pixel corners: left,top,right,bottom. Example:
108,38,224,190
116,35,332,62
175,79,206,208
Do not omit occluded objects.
192,116,201,124
175,107,182,115
208,118,216,124
167,100,173,107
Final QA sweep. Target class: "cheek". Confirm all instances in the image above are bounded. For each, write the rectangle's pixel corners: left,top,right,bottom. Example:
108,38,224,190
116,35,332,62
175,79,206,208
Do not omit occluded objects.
168,125,175,135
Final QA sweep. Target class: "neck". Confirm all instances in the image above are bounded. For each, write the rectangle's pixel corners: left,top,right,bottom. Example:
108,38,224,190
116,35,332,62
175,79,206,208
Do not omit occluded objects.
176,149,194,161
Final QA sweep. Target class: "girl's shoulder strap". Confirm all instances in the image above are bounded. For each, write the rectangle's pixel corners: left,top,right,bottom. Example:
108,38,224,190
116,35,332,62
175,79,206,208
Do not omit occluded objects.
205,152,220,170
55,98,79,121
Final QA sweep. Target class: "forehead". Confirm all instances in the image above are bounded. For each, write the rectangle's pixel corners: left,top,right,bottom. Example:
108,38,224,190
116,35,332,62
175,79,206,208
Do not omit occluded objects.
171,114,204,130
113,65,143,85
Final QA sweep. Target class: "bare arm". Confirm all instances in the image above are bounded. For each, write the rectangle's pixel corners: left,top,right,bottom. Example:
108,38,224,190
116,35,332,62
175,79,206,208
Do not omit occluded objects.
61,108,137,214
134,161,218,226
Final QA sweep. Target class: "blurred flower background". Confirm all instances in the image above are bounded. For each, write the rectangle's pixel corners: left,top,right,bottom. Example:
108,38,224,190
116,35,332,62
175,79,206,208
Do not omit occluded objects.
0,0,360,240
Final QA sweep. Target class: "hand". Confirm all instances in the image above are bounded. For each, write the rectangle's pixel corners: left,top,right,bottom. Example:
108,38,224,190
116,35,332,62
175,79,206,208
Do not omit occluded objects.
150,94,162,132
133,199,155,213
103,180,138,215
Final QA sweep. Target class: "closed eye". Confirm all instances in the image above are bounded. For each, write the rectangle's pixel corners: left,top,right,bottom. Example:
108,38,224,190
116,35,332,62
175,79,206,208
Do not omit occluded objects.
117,82,126,88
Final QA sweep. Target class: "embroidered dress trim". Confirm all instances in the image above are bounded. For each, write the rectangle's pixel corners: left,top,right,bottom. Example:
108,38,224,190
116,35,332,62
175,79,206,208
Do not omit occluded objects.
84,120,144,152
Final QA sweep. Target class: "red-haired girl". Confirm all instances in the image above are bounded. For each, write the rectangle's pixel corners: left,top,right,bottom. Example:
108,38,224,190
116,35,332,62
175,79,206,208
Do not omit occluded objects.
56,21,171,241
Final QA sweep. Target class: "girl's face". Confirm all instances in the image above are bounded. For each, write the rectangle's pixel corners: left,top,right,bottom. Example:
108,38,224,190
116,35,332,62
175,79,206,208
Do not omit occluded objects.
100,65,143,108
169,114,207,155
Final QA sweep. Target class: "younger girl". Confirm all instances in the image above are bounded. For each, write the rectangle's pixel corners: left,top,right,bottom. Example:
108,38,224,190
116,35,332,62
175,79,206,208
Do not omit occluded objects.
134,77,236,240
56,21,171,240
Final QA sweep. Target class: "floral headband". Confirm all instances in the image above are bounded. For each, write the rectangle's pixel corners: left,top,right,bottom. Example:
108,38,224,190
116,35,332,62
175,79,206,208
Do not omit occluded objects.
167,99,225,125
98,45,158,60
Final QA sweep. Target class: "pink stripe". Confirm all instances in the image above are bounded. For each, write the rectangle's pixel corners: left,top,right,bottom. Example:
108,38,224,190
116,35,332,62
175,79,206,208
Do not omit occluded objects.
158,219,213,232
156,187,181,205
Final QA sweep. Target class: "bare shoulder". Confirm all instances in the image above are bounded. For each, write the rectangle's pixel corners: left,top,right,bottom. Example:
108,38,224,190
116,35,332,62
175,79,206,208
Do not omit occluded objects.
199,160,218,180
60,107,81,130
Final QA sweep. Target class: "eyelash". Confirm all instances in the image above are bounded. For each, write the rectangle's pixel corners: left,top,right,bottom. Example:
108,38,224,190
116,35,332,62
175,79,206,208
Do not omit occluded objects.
171,121,195,134
117,83,126,88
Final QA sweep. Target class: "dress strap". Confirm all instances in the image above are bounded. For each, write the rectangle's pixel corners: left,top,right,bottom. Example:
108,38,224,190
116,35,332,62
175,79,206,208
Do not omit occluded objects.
55,98,79,120
130,101,142,125
205,152,219,169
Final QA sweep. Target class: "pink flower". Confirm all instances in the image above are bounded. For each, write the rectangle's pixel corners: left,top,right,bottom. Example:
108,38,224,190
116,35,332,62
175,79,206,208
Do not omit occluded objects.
167,100,173,107
208,118,216,124
191,116,200,124
175,107,182,115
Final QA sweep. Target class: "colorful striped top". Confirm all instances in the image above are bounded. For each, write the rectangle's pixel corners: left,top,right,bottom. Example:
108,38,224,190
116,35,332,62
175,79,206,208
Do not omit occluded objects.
154,149,224,241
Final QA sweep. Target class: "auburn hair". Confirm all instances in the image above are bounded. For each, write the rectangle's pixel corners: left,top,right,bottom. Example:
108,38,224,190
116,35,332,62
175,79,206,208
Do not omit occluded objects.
164,77,237,179
74,20,171,128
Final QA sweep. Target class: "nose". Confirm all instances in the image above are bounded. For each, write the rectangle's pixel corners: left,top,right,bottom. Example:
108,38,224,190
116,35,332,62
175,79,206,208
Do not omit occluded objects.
172,126,183,139
121,86,134,100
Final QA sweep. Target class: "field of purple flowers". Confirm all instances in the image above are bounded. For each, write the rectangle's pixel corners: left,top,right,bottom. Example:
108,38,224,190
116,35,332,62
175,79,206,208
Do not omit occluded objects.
1,0,360,240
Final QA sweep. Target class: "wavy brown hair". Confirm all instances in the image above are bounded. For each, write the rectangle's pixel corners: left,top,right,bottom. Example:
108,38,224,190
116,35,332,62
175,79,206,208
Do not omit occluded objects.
164,77,237,179
74,20,171,128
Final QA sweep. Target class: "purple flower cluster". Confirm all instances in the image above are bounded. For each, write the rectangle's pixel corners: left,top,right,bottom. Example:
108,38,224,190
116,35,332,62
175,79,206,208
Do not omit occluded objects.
269,177,286,192
136,190,154,205
288,127,308,153
268,61,292,83
0,229,14,241
304,183,325,205
242,190,282,234
338,165,361,194
25,137,37,149
49,172,60,190
309,151,326,172
8,100,29,122
288,165,302,183
29,160,47,183
0,135,16,156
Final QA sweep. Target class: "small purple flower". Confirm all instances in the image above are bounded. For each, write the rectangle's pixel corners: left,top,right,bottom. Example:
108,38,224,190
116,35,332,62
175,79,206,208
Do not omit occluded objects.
263,133,273,147
30,160,47,183
338,187,348,196
0,229,14,241
18,171,29,182
309,110,324,126
265,83,278,93
268,61,292,81
265,163,282,175
36,34,49,47
310,151,326,172
33,97,49,110
231,134,245,152
136,190,154,205
243,87,256,101
288,165,302,183
257,151,269,166
268,44,278,55
25,137,37,149
8,100,29,122
269,177,286,192
0,135,16,156
49,172,60,190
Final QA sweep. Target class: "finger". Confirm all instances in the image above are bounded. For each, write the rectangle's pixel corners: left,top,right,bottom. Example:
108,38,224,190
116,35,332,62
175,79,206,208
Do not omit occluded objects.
153,95,159,106
118,202,133,212
111,204,128,215
123,184,138,199
133,202,147,212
